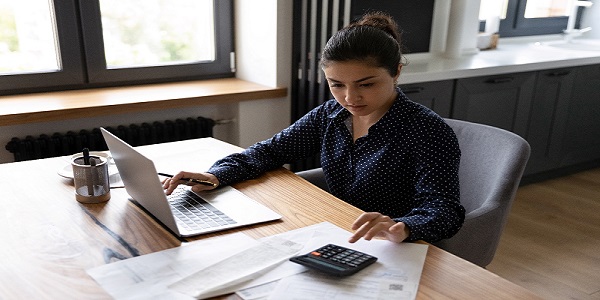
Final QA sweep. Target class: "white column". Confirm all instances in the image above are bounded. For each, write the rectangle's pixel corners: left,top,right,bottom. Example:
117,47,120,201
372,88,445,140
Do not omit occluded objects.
430,0,451,55
444,0,481,58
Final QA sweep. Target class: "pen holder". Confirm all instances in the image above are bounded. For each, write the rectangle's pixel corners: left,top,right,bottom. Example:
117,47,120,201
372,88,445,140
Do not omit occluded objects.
72,155,111,203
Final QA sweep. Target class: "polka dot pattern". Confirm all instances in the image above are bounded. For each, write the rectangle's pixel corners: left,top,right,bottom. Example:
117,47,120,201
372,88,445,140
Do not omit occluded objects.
209,90,465,242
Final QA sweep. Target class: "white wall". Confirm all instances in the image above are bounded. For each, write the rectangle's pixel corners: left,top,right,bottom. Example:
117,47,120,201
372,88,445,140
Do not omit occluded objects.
0,0,293,163
235,0,292,148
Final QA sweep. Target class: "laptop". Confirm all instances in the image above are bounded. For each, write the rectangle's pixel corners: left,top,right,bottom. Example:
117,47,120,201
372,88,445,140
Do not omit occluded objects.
100,127,281,237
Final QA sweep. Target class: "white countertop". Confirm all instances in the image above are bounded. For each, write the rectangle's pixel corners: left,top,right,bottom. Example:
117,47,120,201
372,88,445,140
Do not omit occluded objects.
400,35,600,84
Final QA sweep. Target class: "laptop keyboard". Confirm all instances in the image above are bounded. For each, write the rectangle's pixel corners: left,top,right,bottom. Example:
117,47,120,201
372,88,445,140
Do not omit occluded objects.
167,188,237,231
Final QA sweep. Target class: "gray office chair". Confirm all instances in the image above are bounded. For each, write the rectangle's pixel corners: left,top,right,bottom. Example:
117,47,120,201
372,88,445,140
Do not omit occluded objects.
296,118,530,267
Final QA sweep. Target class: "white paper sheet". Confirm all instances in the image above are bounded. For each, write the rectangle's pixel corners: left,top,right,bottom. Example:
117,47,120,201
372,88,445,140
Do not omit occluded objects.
87,222,428,300
86,224,320,299
235,281,279,300
264,224,429,300
236,222,428,300
86,232,259,299
267,267,419,300
168,236,303,299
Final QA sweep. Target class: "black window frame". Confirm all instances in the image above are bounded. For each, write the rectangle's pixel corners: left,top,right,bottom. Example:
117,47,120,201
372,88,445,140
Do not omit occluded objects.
0,0,234,96
481,0,581,37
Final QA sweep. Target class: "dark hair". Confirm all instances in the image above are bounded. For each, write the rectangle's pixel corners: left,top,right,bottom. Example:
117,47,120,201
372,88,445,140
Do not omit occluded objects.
320,12,404,77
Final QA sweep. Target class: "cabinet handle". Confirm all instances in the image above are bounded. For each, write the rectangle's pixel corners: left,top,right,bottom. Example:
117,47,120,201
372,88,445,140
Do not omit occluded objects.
401,87,424,94
485,77,514,84
546,70,571,77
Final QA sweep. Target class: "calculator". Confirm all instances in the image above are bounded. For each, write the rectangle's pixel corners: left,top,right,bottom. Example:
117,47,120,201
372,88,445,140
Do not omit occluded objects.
289,244,377,276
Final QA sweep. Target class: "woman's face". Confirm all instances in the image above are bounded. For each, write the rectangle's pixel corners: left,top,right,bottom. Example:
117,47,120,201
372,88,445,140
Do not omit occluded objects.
323,60,400,119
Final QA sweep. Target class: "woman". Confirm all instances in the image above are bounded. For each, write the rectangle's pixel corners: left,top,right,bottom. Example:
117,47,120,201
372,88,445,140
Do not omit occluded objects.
164,12,465,244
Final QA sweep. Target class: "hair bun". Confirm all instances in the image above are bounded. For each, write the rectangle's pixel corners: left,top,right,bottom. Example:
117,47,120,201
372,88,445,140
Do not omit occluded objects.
355,11,401,43
321,11,405,76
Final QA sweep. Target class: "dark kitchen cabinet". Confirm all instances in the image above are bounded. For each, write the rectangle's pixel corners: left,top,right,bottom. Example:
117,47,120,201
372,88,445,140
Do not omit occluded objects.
400,80,454,118
452,72,536,138
451,65,600,177
525,67,576,175
557,64,600,167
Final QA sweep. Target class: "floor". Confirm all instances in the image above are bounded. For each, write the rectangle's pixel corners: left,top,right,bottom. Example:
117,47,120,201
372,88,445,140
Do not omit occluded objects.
487,167,600,300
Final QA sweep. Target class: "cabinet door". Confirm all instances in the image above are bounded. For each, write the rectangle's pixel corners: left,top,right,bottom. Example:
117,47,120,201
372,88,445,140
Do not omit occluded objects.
558,64,600,166
526,68,575,175
400,80,453,117
452,72,535,137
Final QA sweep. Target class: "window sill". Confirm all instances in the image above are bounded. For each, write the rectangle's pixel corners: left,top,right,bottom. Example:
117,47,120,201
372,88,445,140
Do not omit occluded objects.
0,78,287,126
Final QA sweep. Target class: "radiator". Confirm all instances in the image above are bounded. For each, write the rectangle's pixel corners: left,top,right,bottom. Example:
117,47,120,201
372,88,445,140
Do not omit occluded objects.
5,116,216,162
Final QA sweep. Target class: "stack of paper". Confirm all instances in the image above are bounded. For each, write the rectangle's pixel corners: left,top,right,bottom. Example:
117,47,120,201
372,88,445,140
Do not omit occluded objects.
87,222,428,300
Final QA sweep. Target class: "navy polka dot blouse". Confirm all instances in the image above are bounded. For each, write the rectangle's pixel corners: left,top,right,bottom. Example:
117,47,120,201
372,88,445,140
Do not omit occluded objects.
208,90,465,243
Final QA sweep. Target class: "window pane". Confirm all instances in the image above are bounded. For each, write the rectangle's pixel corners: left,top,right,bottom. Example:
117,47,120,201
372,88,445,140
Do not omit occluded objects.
479,0,509,20
99,0,215,69
0,0,60,75
524,0,571,18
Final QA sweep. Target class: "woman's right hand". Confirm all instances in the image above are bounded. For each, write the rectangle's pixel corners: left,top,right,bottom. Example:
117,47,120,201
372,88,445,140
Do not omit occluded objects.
162,171,220,195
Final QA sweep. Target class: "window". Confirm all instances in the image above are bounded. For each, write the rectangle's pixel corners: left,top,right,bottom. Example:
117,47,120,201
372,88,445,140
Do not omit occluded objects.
523,0,571,18
479,0,582,37
0,0,233,95
0,2,60,74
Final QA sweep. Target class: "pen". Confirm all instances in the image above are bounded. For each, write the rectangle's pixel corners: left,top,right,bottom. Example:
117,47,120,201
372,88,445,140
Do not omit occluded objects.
83,148,90,165
158,172,218,187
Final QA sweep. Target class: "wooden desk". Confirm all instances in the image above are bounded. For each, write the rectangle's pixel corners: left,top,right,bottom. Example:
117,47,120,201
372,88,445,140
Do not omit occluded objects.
0,138,541,299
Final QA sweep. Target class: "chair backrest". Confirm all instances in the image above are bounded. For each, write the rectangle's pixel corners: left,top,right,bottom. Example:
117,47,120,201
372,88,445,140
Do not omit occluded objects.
433,118,530,267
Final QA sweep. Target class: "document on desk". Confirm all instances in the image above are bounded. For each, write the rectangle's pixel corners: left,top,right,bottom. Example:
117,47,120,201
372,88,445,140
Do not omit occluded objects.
168,236,303,298
87,222,427,300
87,232,260,299
86,225,316,299
241,223,429,300
267,267,417,300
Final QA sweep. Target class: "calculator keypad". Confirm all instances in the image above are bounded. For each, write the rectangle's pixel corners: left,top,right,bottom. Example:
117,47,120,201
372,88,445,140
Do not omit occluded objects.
290,244,377,276
312,244,374,268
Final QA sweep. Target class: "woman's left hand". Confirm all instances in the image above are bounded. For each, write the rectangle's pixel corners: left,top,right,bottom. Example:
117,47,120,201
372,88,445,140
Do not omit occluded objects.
348,212,410,243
